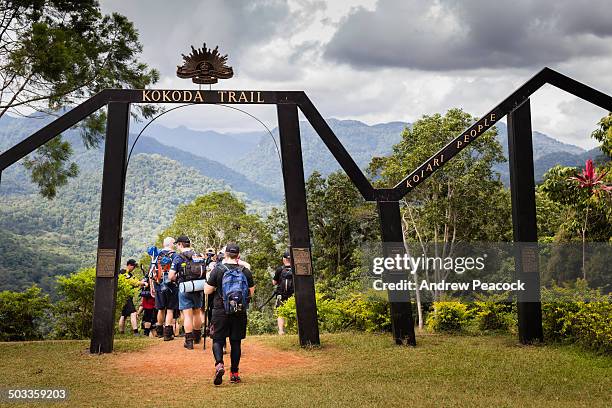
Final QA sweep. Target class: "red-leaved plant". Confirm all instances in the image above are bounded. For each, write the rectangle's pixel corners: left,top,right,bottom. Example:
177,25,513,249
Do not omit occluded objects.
569,159,611,191
568,159,612,279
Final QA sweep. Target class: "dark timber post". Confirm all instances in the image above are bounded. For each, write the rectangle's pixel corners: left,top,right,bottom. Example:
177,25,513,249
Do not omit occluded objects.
507,99,543,344
277,103,320,347
90,102,131,353
377,200,416,346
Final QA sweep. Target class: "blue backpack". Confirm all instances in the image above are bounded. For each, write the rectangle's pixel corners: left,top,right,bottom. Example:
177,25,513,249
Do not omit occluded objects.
152,250,175,284
221,264,250,315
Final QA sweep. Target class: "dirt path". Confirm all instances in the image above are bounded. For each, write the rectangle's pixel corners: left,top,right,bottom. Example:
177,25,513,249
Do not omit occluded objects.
114,336,320,383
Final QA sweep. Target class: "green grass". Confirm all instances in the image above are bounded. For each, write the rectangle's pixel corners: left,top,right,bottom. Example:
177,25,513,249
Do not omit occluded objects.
0,333,610,407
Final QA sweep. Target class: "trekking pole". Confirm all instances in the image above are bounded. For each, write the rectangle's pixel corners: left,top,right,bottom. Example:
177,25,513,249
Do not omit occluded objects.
202,294,208,350
259,290,278,310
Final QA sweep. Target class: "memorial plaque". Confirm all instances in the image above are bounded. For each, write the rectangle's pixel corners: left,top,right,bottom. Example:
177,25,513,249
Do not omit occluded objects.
96,248,117,278
521,245,538,274
292,247,312,276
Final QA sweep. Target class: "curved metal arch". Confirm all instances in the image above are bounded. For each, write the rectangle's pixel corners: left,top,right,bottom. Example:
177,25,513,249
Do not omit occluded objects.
126,103,281,169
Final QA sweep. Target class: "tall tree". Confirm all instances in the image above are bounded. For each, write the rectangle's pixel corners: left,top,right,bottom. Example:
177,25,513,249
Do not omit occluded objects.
158,192,277,305
0,0,159,197
265,206,289,253
306,171,379,295
537,114,612,287
539,163,612,283
369,108,511,326
592,113,612,160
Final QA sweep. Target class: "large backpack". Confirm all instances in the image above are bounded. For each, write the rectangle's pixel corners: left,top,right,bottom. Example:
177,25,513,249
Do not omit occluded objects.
178,252,207,281
277,266,294,298
220,264,250,315
153,250,175,284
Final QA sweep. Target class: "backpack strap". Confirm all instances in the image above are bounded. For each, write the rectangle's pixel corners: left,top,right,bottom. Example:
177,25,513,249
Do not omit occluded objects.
220,263,244,273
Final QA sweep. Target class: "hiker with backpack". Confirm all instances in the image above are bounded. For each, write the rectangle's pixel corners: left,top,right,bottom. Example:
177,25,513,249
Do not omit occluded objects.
149,237,179,340
118,259,140,336
169,235,206,350
204,243,255,385
138,264,156,337
273,251,294,335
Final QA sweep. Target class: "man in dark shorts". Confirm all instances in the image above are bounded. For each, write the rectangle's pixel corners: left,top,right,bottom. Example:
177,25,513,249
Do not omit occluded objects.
149,237,179,341
273,250,294,335
169,235,203,350
119,259,139,335
204,243,255,385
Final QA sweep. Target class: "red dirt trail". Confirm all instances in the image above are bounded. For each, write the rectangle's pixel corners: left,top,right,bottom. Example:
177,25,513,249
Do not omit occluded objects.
113,336,320,382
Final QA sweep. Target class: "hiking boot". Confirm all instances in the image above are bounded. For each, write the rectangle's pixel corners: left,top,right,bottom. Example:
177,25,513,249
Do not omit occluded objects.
155,325,164,338
213,363,225,386
184,332,194,350
163,325,174,341
193,329,202,344
230,372,241,384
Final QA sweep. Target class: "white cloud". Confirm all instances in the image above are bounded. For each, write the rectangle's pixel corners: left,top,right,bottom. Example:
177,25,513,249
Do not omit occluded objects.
99,0,610,150
325,0,612,71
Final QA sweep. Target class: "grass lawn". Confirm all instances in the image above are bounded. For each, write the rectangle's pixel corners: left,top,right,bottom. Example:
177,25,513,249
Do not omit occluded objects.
0,333,610,407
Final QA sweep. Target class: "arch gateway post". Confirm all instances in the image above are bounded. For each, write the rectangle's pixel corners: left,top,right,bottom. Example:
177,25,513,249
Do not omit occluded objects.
1,68,612,352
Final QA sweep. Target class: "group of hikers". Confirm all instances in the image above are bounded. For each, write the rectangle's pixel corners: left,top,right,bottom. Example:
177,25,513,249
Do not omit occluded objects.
118,235,295,385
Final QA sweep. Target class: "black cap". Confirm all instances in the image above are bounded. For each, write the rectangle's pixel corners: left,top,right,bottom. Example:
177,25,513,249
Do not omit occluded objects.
283,250,291,259
225,243,240,254
127,259,137,266
176,235,190,244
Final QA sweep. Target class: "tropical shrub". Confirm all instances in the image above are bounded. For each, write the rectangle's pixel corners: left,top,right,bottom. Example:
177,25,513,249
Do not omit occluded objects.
247,309,277,335
570,301,612,353
0,285,50,341
341,293,392,332
540,281,611,353
53,268,134,339
472,299,516,333
275,292,392,334
541,301,581,342
426,301,469,332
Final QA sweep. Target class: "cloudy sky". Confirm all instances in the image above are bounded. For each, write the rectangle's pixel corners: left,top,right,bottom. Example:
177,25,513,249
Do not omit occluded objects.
100,0,612,149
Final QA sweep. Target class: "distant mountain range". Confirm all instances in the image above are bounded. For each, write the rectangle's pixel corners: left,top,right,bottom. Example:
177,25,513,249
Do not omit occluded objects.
129,134,281,202
134,123,263,163
492,122,602,184
0,115,279,202
226,118,603,191
231,119,409,193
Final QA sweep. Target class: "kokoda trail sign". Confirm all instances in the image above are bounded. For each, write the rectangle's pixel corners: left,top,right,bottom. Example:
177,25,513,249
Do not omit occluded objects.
1,39,612,353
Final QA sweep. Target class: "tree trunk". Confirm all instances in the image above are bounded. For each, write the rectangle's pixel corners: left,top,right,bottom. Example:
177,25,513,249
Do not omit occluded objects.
414,270,423,329
402,204,424,329
582,205,589,281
